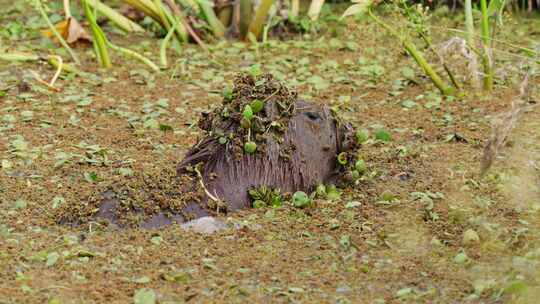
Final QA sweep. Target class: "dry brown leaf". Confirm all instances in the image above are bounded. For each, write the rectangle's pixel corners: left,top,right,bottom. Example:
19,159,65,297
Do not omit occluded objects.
41,17,92,45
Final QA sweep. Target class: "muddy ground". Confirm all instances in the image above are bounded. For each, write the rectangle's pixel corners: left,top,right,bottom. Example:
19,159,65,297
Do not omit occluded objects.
1,3,540,303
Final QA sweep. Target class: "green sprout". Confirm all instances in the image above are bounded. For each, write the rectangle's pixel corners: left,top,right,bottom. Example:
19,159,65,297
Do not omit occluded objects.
293,191,311,208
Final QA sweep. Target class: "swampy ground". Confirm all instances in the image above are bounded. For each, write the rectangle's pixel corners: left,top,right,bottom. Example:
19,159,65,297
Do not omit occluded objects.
1,3,540,303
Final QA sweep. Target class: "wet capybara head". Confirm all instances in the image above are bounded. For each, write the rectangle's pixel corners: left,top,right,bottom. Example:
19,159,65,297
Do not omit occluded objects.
177,99,356,214
60,74,358,229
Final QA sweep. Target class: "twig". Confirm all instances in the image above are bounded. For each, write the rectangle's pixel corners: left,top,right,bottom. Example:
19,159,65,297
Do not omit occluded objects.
49,55,63,87
194,167,220,202
29,55,64,91
30,70,61,92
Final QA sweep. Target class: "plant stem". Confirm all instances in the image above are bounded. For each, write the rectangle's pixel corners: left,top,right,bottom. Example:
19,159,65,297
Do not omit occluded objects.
86,0,159,71
217,5,233,27
107,43,160,72
84,0,112,68
403,40,455,95
87,0,145,32
0,52,81,75
419,33,461,91
367,8,454,95
464,0,480,88
164,0,207,50
160,21,178,68
248,0,274,40
307,0,325,21
63,0,72,18
239,0,253,38
36,0,80,64
0,53,39,62
153,0,172,31
198,0,226,38
464,0,474,46
290,0,299,18
123,0,162,22
47,56,81,75
480,0,493,91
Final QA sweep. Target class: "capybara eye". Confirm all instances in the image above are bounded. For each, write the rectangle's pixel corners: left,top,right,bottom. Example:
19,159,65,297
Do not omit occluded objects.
304,111,321,121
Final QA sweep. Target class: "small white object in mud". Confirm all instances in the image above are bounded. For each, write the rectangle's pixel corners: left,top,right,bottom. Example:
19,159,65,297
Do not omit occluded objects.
180,216,227,234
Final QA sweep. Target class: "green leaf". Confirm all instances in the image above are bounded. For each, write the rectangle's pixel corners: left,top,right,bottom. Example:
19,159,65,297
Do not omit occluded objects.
355,129,369,143
346,201,362,208
133,288,156,304
150,236,162,245
380,190,395,202
222,87,233,102
11,138,28,151
159,124,173,131
306,75,329,91
143,118,159,129
243,105,254,121
52,196,65,209
454,251,468,264
341,0,372,19
244,141,257,154
293,191,311,208
340,234,351,249
77,98,93,107
401,67,415,79
119,168,134,177
84,172,99,183
253,200,266,208
250,99,264,113
3,114,17,123
2,159,12,170
156,98,169,108
326,185,341,200
487,0,506,18
48,298,62,304
248,64,262,77
132,276,151,284
503,280,527,295
401,99,417,109
316,184,327,198
288,287,305,293
337,152,348,165
355,159,366,173
396,287,413,297
14,199,27,209
46,252,60,267
375,129,391,142
161,272,191,283
21,111,34,121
